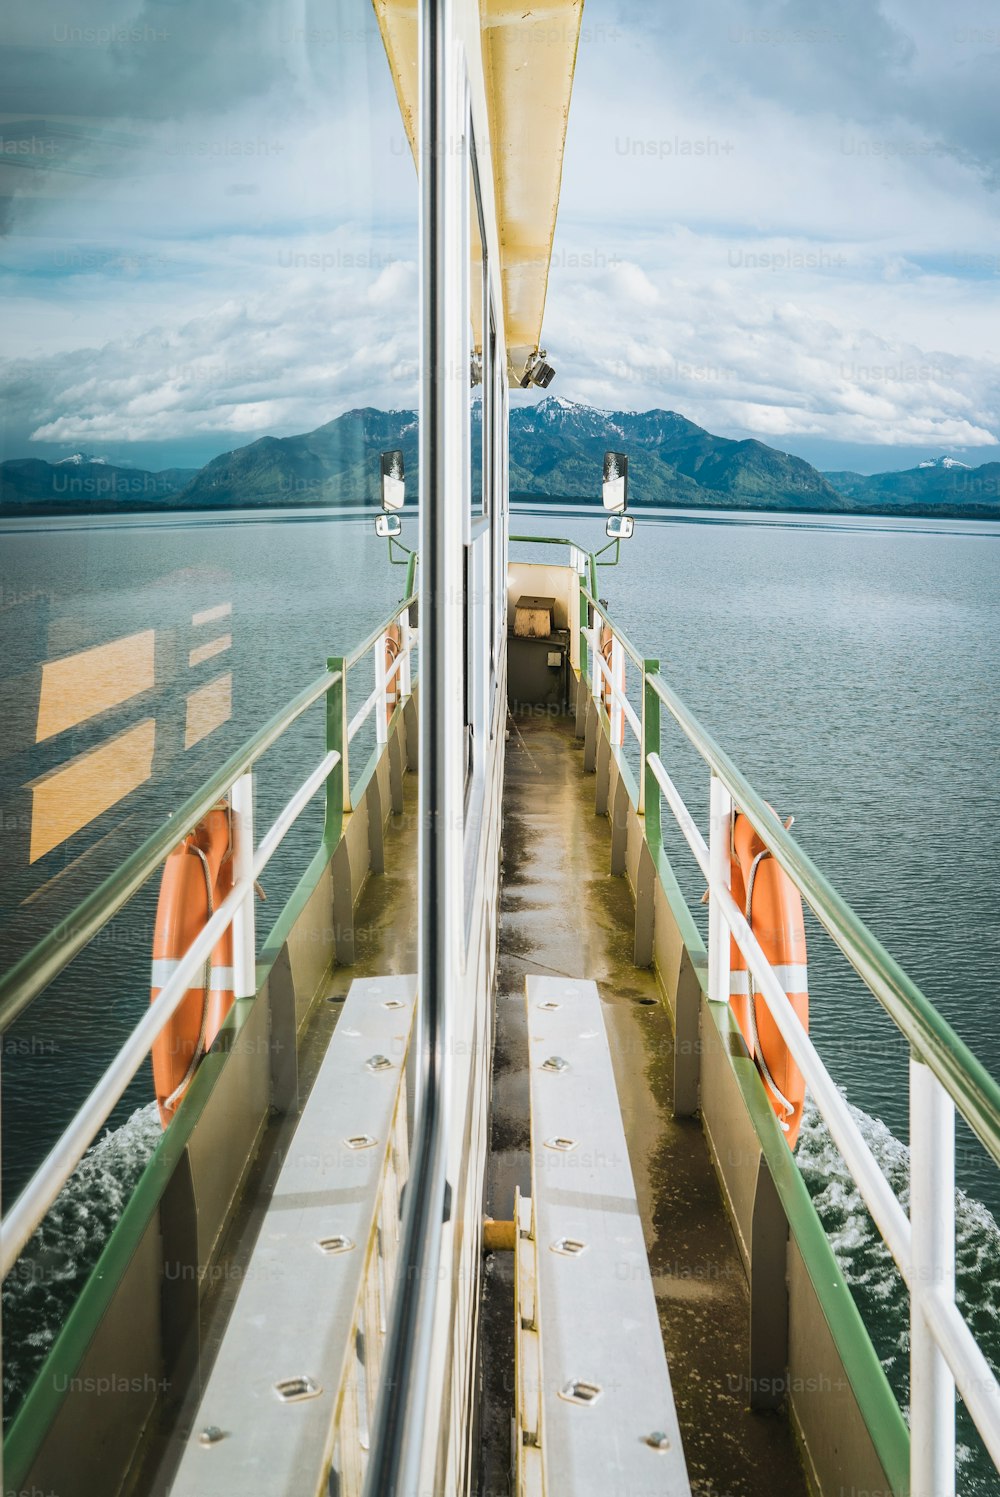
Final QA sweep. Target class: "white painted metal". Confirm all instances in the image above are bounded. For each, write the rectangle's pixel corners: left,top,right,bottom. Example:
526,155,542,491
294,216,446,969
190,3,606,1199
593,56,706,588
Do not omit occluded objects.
168,976,415,1497
525,975,691,1496
707,773,732,1009
349,684,381,743
910,1058,956,1495
515,1189,544,1497
399,608,413,699
647,751,913,1275
645,747,1000,1481
230,770,256,1000
375,629,389,746
609,635,624,745
0,748,340,1277
920,1281,1000,1469
585,626,640,745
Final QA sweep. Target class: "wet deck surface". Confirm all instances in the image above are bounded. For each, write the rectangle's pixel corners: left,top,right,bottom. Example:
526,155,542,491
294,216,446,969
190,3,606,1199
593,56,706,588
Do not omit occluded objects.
479,706,807,1497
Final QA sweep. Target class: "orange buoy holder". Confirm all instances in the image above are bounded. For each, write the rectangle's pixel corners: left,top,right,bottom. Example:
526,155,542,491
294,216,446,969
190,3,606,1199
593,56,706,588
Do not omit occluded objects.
384,623,402,732
728,808,809,1149
598,622,624,747
150,804,236,1129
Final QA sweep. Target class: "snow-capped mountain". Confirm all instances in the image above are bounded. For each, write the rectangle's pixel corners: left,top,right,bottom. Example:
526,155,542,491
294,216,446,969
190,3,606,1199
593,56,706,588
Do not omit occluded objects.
55,452,109,466
917,456,971,470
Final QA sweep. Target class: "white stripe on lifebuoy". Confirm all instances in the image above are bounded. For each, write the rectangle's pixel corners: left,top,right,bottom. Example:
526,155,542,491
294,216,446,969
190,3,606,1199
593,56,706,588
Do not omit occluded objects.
729,963,808,996
150,958,234,989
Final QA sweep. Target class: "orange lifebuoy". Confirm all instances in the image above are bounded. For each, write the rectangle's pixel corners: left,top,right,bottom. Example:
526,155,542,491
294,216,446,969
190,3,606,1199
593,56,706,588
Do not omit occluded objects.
385,624,402,729
729,810,809,1148
598,624,624,746
150,806,234,1129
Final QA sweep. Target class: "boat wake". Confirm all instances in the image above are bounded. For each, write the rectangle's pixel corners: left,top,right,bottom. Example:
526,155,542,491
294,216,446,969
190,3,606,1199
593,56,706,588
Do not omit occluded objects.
2,1102,162,1422
797,1094,1000,1494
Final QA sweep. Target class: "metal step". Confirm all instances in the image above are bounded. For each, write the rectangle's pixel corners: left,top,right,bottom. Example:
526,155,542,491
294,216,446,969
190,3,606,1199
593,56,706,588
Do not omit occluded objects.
168,975,415,1497
521,975,691,1496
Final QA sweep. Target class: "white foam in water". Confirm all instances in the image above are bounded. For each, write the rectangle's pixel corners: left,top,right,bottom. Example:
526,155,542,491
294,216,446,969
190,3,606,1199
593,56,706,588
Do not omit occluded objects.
797,1093,1000,1494
2,1102,161,1419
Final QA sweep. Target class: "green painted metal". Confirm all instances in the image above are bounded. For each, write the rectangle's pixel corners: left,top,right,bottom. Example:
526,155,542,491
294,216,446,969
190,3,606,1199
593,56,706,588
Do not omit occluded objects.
508,532,598,599
646,668,1000,1172
345,589,417,670
3,993,256,1490
0,669,341,1037
703,993,911,1496
610,666,911,1493
580,584,644,670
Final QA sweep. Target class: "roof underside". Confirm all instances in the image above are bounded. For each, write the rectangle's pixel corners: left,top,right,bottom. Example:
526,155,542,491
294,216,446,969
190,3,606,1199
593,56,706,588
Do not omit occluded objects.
372,0,584,380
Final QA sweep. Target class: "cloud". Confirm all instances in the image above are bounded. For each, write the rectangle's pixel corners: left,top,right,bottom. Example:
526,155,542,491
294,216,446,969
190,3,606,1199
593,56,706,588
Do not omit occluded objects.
1,0,998,467
540,244,1000,449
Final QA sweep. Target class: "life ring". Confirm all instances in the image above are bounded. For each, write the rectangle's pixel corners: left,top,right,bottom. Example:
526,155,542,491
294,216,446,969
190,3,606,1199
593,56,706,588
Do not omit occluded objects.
598,624,624,745
150,805,234,1129
728,810,808,1148
385,624,402,729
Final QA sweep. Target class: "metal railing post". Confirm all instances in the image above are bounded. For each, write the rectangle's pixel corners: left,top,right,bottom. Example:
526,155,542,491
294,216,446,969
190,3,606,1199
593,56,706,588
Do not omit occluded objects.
375,629,389,747
610,635,624,746
230,771,256,999
707,772,732,1005
399,606,413,700
641,661,660,833
326,657,347,835
910,1054,956,1497
579,575,590,685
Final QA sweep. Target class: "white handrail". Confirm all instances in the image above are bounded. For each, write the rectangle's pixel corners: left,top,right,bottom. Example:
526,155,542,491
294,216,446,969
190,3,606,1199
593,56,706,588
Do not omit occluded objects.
647,751,913,1272
646,748,1000,1477
1,749,339,1276
348,637,414,745
584,625,641,744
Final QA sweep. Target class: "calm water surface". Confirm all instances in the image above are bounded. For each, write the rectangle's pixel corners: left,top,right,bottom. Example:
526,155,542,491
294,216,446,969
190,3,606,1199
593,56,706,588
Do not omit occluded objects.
2,505,999,1485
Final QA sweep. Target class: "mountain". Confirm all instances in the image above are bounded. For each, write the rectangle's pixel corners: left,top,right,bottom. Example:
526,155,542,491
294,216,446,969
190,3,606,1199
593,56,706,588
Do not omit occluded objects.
174,407,418,510
0,457,197,513
823,458,1000,509
509,398,847,511
3,401,998,518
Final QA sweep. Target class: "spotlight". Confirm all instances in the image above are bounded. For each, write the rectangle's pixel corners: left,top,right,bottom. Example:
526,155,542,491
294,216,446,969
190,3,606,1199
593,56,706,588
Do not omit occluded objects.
519,350,556,389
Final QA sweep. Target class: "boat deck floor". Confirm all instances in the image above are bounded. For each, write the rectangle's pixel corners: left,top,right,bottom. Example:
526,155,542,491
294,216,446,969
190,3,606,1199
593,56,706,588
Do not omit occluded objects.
479,706,808,1497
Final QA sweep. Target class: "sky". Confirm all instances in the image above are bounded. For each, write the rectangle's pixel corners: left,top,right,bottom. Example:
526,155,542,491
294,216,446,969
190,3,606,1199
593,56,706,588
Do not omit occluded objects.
1,0,998,475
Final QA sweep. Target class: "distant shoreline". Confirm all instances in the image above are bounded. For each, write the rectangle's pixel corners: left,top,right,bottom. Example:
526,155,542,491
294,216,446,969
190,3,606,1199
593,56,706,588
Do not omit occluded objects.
2,493,999,523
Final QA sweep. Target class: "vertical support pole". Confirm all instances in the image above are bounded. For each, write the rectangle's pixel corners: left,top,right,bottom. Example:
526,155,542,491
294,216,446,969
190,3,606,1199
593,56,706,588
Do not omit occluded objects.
364,0,457,1486
375,629,389,747
610,635,624,746
326,658,346,844
910,1055,955,1497
399,605,413,700
578,575,589,683
707,772,732,1006
230,770,256,999
641,661,660,832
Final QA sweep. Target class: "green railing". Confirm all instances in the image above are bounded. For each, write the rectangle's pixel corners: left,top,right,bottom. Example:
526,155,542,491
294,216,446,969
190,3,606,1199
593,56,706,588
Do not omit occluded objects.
0,588,417,1279
511,531,1000,1492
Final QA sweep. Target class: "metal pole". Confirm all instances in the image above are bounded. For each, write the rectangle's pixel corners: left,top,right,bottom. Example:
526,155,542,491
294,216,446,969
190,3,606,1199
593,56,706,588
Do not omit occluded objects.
363,0,457,1485
375,629,389,746
641,659,660,831
610,635,624,746
399,607,413,700
707,772,732,1005
910,1055,956,1497
230,771,256,998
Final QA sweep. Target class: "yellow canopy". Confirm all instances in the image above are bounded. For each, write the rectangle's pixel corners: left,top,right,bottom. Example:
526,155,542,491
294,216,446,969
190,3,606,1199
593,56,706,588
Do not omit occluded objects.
372,0,584,383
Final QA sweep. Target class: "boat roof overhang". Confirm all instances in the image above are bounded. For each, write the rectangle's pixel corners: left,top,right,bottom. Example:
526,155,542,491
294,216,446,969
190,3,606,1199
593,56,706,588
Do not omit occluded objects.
372,0,584,386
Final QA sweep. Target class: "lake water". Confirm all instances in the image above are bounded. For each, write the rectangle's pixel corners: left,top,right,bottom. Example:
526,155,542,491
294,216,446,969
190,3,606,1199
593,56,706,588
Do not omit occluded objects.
2,504,999,1487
